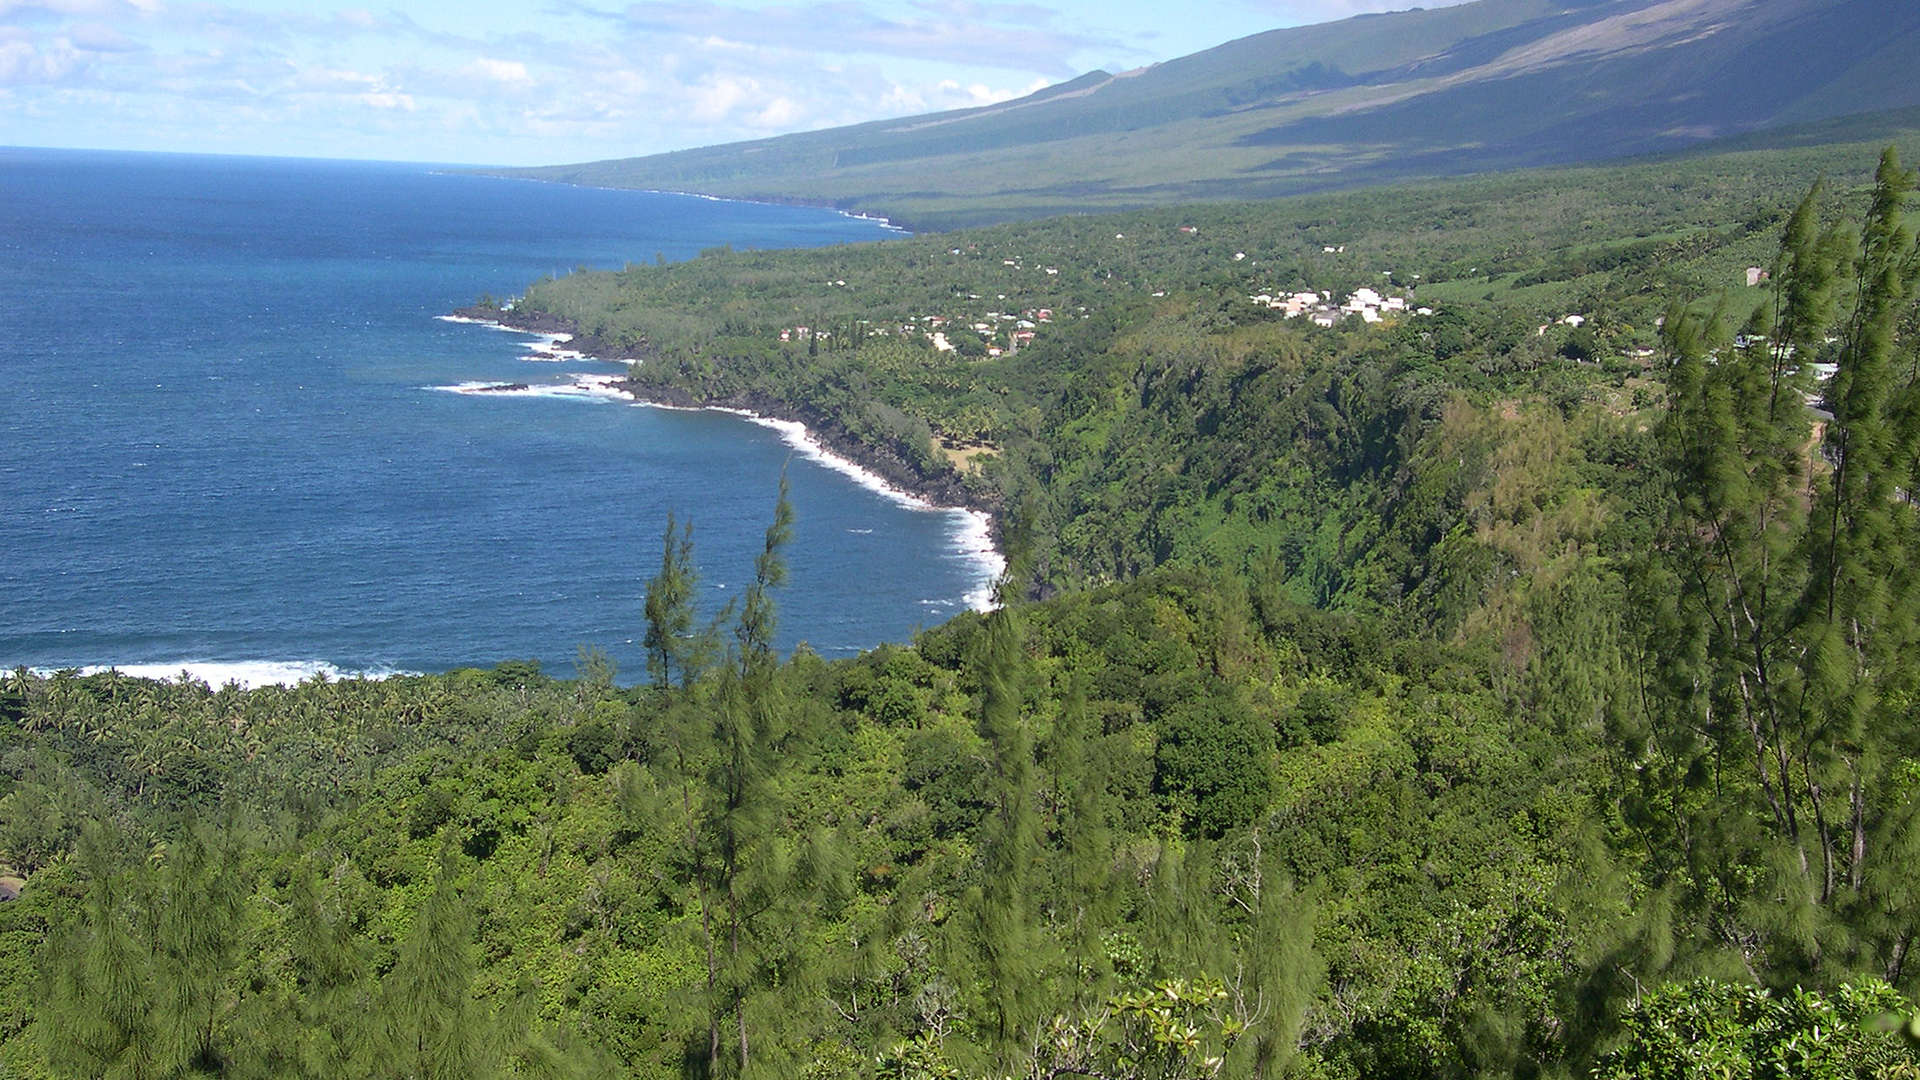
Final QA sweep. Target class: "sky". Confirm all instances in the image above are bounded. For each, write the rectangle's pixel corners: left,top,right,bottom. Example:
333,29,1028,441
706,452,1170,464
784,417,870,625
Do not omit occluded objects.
0,0,1474,166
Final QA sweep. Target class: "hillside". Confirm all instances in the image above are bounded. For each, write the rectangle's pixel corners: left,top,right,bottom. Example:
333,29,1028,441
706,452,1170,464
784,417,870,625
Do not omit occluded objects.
495,119,1920,597
493,0,1920,228
7,137,1920,1078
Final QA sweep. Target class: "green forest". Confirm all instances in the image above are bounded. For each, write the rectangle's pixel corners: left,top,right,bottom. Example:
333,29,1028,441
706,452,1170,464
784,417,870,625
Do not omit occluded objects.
5,134,1920,1079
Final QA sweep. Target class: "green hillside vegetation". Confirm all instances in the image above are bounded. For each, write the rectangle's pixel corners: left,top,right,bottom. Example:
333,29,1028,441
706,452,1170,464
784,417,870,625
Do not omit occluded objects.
6,136,1920,1078
507,124,1919,596
488,0,1920,229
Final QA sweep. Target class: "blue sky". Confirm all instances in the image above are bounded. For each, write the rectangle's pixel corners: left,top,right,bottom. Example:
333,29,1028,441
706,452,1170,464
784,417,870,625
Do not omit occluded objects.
0,0,1471,165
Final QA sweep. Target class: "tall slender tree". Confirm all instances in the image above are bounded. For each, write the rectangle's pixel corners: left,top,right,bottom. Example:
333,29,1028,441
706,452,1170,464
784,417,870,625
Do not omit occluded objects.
1795,147,1920,915
971,601,1046,1058
1046,666,1115,998
697,476,795,1076
150,823,246,1076
233,862,373,1080
379,849,492,1080
39,824,156,1080
644,512,701,689
1646,149,1920,979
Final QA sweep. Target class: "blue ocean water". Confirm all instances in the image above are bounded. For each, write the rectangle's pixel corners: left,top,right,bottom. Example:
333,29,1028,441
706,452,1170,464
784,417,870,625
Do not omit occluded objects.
0,147,996,683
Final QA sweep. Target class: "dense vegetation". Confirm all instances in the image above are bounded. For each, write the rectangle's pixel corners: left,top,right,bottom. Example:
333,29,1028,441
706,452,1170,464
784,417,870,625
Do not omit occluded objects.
6,137,1920,1078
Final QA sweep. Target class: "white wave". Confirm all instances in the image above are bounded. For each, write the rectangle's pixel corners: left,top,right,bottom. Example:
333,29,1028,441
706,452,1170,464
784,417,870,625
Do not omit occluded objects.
710,408,932,511
840,209,909,234
519,347,592,362
506,177,904,234
427,375,623,402
62,660,414,689
516,332,597,362
570,374,632,399
449,377,1006,613
950,509,1006,612
437,314,534,335
696,407,1005,612
440,316,577,353
451,318,630,364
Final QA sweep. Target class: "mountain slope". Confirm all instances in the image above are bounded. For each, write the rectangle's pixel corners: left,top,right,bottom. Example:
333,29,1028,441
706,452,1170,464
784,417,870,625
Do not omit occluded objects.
498,0,1920,228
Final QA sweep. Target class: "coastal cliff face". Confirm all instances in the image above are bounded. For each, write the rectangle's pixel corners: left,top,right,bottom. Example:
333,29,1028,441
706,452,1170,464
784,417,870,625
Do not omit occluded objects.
449,304,1001,528
616,375,993,517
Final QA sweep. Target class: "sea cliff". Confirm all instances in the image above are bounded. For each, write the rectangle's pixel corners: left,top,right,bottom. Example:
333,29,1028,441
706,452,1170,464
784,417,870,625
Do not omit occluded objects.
449,303,1003,533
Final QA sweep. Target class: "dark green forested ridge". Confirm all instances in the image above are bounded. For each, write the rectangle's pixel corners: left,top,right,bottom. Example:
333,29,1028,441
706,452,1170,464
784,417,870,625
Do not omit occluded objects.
5,142,1920,1078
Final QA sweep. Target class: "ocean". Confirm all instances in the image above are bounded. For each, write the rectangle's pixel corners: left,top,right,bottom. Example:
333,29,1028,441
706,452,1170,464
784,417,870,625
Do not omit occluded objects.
0,147,999,685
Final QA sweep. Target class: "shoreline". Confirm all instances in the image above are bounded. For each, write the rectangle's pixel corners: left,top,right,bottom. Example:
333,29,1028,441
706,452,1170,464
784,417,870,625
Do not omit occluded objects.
43,660,418,690
450,306,1007,610
697,403,1004,612
445,305,650,362
457,171,913,236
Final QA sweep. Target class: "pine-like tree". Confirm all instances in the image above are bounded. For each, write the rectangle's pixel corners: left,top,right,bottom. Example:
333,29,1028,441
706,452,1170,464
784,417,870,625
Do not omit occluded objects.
379,849,492,1080
228,861,374,1080
1799,147,1920,905
39,824,157,1080
1047,667,1115,997
1232,846,1321,1079
1646,149,1920,980
971,602,1046,1058
150,822,246,1075
644,512,700,689
696,476,795,1076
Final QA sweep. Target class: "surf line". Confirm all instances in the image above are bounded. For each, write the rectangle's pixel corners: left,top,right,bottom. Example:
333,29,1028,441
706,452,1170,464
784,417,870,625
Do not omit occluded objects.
442,311,1006,611
629,393,1006,613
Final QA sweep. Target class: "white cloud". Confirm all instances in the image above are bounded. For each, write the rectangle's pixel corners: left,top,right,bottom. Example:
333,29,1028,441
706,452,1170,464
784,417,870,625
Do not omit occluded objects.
356,89,413,109
0,0,133,19
687,71,762,122
931,75,1036,107
0,0,1142,164
65,20,139,50
751,93,802,127
0,35,85,82
470,56,529,83
596,0,1121,75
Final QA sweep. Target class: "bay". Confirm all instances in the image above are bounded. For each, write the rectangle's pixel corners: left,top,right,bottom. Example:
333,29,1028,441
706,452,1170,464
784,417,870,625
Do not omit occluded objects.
0,147,997,684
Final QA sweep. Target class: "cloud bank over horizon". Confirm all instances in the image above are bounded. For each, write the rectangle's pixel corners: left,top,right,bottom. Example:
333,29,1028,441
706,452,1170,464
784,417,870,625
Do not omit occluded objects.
0,0,1473,164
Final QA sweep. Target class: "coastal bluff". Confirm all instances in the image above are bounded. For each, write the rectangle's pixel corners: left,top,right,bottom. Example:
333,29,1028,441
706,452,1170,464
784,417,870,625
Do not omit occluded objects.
447,303,1002,533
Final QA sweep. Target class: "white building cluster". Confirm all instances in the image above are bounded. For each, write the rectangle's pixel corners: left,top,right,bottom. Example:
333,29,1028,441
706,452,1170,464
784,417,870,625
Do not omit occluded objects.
1250,286,1432,327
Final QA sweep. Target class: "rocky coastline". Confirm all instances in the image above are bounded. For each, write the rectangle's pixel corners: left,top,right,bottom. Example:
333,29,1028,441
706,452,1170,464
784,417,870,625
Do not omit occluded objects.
617,375,1000,521
448,305,1005,542
450,304,651,362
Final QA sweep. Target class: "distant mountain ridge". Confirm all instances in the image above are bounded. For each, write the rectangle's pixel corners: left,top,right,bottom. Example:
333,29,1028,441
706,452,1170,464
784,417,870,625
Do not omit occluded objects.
497,0,1920,228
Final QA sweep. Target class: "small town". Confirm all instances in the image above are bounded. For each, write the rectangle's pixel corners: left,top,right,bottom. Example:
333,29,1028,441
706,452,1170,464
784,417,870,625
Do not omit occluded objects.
1249,285,1434,326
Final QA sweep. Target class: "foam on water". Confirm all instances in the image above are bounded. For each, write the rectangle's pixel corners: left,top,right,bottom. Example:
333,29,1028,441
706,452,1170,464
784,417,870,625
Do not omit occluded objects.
714,409,934,512
517,333,594,361
61,660,414,689
425,366,1005,609
949,509,1006,611
427,375,625,402
703,407,1004,610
